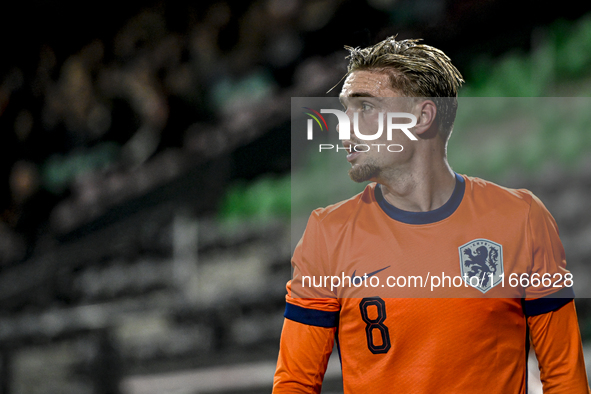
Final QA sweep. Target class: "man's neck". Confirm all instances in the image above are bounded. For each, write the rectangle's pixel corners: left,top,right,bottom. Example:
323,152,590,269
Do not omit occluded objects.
377,160,457,213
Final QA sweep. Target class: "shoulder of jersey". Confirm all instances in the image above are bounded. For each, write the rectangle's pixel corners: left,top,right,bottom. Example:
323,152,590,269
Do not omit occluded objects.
463,174,536,209
310,176,539,223
310,183,376,223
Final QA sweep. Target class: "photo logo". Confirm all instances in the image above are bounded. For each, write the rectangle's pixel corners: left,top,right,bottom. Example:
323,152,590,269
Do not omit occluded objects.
303,107,328,139
303,108,417,141
303,108,418,153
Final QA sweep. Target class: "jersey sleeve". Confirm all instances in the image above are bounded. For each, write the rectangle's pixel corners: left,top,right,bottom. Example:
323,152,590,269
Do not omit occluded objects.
273,211,341,392
524,194,589,392
285,209,341,314
527,300,590,393
524,193,573,301
273,318,336,393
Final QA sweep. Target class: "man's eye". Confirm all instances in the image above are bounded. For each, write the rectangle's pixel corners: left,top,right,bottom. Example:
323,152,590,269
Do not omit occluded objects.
362,103,373,111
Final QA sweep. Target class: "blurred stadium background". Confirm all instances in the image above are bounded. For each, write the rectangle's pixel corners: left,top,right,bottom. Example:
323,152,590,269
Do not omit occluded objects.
1,1,591,393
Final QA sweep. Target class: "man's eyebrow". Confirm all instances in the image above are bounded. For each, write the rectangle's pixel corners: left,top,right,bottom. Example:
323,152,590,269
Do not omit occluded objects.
340,92,375,99
339,92,381,104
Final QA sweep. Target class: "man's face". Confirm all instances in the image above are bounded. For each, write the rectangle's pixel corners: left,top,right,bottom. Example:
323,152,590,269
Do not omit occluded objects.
339,70,415,183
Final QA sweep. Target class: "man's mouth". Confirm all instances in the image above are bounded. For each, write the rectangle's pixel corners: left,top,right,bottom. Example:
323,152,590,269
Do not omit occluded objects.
347,151,362,162
344,141,363,162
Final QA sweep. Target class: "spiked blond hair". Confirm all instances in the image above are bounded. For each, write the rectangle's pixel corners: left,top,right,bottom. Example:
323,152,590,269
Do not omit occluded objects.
344,37,464,141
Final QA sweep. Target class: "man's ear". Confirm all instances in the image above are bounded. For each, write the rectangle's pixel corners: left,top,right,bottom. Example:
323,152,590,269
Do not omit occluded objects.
413,100,437,137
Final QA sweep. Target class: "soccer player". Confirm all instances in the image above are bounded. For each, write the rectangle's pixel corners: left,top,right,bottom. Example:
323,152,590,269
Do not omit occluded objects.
273,37,590,393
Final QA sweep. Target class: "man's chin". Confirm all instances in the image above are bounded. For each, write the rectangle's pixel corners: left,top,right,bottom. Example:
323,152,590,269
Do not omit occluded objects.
348,172,366,183
348,164,379,183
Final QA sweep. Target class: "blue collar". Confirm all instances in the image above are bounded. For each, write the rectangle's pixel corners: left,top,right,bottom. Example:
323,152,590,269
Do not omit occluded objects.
375,173,465,224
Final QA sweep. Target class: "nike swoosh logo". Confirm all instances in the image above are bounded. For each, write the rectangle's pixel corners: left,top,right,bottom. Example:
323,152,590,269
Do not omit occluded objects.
351,266,391,283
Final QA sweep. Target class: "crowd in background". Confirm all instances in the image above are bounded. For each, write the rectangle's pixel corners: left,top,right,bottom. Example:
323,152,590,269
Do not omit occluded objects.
0,0,589,264
0,0,351,264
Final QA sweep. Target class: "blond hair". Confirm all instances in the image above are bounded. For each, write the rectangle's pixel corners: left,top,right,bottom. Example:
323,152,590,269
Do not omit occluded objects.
344,37,464,141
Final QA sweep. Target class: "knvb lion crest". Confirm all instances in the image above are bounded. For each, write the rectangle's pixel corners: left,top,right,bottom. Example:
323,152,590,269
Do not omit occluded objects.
459,239,503,293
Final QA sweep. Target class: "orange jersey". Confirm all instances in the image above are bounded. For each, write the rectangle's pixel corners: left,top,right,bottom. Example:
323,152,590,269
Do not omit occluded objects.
274,174,589,393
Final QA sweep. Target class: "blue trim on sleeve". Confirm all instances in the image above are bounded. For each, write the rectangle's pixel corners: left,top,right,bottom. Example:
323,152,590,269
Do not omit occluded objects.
522,286,575,316
375,173,465,224
284,303,339,328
